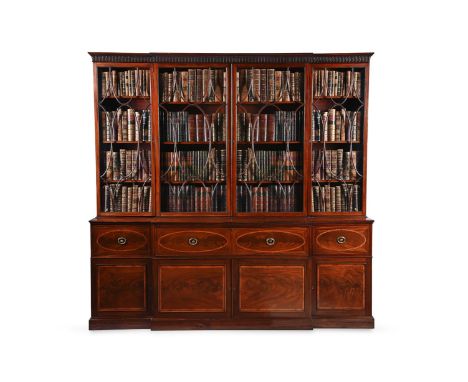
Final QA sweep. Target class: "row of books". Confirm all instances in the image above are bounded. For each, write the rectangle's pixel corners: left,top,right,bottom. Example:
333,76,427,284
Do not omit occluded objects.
159,112,225,142
237,69,303,102
312,149,359,181
313,69,362,98
311,184,360,212
237,111,303,142
101,69,150,97
162,149,226,182
163,185,227,212
103,184,152,212
102,109,152,142
104,149,151,181
160,69,226,103
237,149,301,182
312,109,361,142
237,184,300,212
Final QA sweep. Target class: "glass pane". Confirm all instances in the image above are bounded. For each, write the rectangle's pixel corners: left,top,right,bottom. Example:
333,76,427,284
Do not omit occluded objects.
159,67,228,213
311,67,364,213
236,67,304,213
98,67,153,213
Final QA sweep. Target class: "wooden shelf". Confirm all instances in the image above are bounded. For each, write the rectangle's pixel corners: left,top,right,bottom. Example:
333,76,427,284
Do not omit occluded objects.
162,180,226,185
313,96,360,100
161,141,226,145
311,179,361,183
237,180,302,185
102,141,152,144
101,179,151,184
312,141,361,144
160,101,225,105
101,96,150,100
237,141,302,145
238,101,303,105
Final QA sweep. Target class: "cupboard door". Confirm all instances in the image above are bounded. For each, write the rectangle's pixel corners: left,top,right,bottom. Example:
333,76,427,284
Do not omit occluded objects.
154,260,231,317
234,260,310,317
313,257,371,316
91,258,151,317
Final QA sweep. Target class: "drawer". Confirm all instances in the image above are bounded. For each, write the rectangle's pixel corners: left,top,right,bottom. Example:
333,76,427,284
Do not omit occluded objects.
232,228,307,255
155,228,230,255
312,225,370,255
91,224,151,257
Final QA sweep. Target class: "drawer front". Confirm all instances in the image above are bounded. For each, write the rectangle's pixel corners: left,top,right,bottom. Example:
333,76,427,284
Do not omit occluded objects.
92,224,151,256
155,228,230,255
312,225,370,255
233,228,307,255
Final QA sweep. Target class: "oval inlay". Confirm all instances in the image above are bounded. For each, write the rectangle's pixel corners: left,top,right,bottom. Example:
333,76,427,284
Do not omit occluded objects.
97,230,148,252
159,231,228,253
316,229,367,252
236,230,305,253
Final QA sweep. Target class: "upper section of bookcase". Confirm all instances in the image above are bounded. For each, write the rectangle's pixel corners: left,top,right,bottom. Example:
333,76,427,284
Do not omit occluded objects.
89,52,373,64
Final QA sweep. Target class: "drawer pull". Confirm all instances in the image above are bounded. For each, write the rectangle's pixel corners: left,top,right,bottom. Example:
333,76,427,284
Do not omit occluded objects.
336,236,347,244
117,236,127,245
266,237,276,246
188,237,199,246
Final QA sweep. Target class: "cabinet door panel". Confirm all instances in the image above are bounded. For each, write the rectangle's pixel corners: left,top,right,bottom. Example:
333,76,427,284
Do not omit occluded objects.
155,260,230,317
91,258,151,317
313,258,371,316
234,260,310,317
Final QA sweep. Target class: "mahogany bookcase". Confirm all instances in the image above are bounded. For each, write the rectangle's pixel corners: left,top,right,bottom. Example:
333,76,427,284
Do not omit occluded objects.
89,52,374,330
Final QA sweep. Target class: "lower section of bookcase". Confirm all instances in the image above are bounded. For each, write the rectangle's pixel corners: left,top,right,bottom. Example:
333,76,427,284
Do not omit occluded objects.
89,218,374,330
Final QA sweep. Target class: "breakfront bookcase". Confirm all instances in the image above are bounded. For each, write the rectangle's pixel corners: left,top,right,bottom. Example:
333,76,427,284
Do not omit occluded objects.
89,52,374,330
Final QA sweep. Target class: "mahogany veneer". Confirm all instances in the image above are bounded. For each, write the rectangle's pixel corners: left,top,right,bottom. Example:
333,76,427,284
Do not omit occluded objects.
89,52,375,330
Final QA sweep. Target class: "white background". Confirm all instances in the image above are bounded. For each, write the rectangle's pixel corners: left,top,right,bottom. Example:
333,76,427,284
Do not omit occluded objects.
1,0,467,380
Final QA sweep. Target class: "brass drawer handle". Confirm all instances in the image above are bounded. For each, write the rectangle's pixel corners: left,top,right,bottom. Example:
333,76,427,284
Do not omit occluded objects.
266,237,276,246
117,236,127,245
188,237,199,246
336,236,346,244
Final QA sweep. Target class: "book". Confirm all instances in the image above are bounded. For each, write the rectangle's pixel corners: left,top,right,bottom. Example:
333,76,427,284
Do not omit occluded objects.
160,68,226,102
163,184,226,212
236,184,300,212
101,69,150,97
103,184,152,212
311,184,360,212
160,111,225,142
313,69,362,97
312,148,360,181
312,109,361,142
101,109,151,142
103,149,151,181
237,69,303,102
162,148,226,182
237,149,301,182
237,110,303,142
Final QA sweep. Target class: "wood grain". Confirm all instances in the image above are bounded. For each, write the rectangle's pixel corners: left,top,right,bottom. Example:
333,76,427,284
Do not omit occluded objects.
92,224,150,256
312,225,369,255
233,228,307,255
316,263,365,310
96,265,146,312
158,264,226,312
239,265,305,312
156,229,230,255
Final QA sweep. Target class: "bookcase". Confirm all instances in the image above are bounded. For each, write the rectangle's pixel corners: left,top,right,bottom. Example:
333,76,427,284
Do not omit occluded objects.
89,52,374,330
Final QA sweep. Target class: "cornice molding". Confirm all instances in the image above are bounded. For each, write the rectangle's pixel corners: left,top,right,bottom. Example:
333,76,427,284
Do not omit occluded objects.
89,52,373,64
